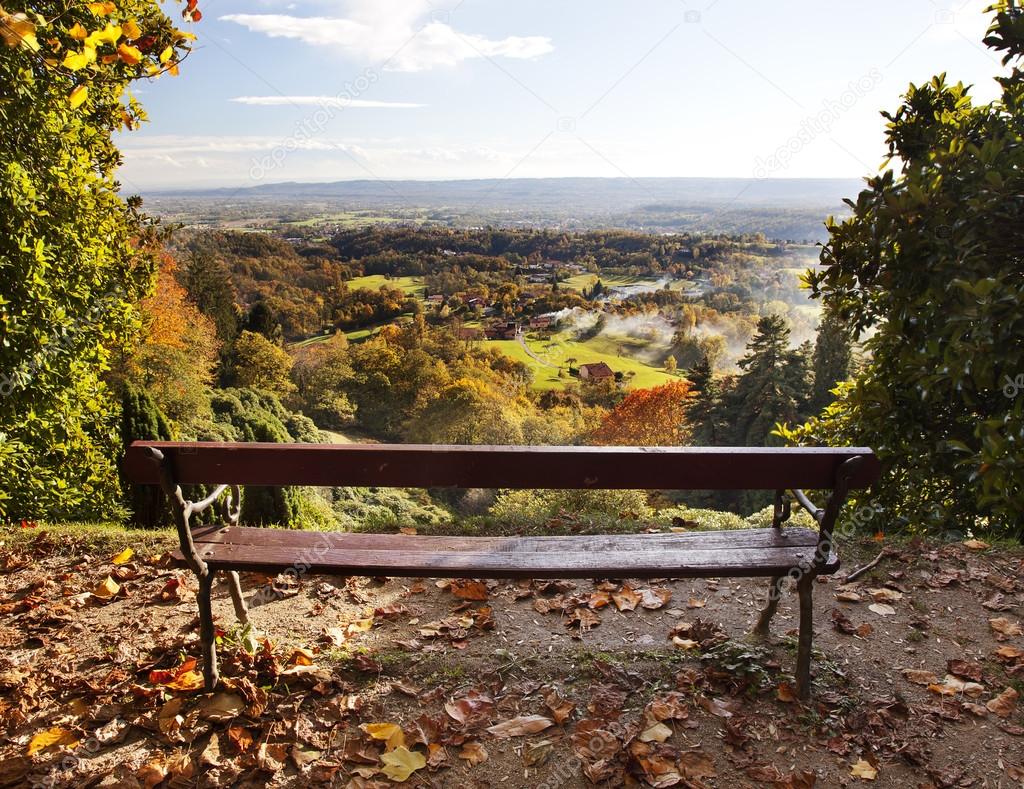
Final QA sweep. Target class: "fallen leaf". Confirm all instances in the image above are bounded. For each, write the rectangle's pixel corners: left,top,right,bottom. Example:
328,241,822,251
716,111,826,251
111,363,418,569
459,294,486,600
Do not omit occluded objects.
776,683,798,703
946,659,984,683
927,675,984,698
963,538,990,550
850,758,877,780
137,758,167,789
990,618,1023,639
639,722,672,742
866,588,903,603
987,688,1019,718
450,580,488,601
361,722,405,751
27,727,79,756
458,741,488,766
640,587,672,610
542,687,575,724
486,715,553,738
672,636,700,650
868,603,895,617
612,584,642,612
92,576,121,600
835,590,862,602
902,669,938,686
198,693,244,722
687,597,707,608
379,746,426,782
111,548,134,565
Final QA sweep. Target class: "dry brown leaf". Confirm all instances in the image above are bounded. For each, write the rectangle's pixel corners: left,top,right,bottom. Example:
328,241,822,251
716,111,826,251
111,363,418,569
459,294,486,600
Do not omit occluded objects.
458,741,488,765
450,580,488,601
868,603,896,617
866,588,903,603
986,687,1019,718
963,538,990,550
137,758,168,789
776,683,798,703
639,722,672,742
612,584,642,612
486,715,553,738
640,587,672,610
990,618,1023,638
902,669,939,686
542,687,575,724
850,758,877,780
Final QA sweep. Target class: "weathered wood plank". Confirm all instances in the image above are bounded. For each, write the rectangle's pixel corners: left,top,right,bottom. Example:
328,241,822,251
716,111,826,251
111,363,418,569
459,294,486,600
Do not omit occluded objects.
194,526,822,554
173,530,837,579
124,442,880,490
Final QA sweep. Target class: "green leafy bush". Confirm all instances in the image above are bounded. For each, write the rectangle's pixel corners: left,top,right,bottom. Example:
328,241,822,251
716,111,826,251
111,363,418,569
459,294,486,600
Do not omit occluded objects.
785,4,1024,535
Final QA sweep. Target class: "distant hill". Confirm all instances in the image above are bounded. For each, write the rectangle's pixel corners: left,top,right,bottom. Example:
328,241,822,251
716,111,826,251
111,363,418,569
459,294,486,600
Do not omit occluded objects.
155,176,862,209
146,177,865,242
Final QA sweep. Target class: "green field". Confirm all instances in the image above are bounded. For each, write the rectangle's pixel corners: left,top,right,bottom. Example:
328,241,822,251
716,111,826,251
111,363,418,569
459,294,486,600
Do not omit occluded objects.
284,211,405,228
347,274,426,297
487,330,677,391
561,273,691,294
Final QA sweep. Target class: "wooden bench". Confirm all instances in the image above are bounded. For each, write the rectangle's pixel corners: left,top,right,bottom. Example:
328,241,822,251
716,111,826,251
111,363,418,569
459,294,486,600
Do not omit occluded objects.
123,442,880,699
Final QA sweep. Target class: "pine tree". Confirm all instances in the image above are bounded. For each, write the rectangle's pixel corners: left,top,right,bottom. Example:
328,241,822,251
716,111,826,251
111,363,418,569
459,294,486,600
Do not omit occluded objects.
725,315,811,445
811,308,853,412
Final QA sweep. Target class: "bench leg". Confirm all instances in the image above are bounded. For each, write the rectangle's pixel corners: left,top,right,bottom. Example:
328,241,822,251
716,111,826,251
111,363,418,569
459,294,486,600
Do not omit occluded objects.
795,574,814,700
226,571,249,625
198,570,219,691
752,575,785,638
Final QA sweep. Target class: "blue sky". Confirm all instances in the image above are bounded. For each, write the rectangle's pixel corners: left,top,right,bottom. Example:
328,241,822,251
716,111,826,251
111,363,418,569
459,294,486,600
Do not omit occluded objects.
118,0,1006,190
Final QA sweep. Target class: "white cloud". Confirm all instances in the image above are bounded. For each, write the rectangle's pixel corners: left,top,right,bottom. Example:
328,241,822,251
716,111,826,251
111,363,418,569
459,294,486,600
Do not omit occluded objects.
230,95,425,108
220,1,553,72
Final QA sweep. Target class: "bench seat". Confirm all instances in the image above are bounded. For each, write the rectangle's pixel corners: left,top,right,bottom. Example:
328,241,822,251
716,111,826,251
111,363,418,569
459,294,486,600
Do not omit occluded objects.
174,525,838,579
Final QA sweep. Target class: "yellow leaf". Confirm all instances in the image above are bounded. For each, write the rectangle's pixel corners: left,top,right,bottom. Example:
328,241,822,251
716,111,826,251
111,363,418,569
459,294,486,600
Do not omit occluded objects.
117,42,142,64
87,1,116,15
122,20,141,39
92,575,120,599
173,29,197,41
379,746,426,782
27,727,79,756
167,61,179,76
111,547,134,565
62,50,90,71
850,759,877,780
0,11,39,51
86,22,121,47
68,23,88,40
159,45,173,63
360,722,405,751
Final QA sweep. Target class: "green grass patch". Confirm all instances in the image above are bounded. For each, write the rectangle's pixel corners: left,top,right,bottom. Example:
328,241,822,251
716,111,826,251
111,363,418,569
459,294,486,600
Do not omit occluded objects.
346,274,425,297
1,521,176,557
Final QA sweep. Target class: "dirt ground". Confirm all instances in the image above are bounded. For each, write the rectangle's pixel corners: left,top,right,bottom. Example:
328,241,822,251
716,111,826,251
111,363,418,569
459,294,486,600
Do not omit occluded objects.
0,528,1021,788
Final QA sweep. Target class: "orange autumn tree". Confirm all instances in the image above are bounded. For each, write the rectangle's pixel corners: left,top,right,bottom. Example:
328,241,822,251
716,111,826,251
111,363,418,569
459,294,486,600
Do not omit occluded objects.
124,252,219,428
590,380,694,446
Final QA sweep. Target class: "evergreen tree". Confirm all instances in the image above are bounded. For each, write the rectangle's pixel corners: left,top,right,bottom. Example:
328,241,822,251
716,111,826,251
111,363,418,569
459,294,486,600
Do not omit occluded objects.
182,251,242,376
119,383,172,528
726,315,811,445
810,308,853,412
245,301,283,345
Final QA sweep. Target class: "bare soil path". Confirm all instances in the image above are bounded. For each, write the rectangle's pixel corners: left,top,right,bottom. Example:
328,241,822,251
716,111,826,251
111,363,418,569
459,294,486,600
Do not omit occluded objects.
0,528,1021,788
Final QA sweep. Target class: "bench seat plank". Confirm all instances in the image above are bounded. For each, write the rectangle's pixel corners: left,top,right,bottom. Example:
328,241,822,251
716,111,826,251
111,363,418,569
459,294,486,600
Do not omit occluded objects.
175,526,837,579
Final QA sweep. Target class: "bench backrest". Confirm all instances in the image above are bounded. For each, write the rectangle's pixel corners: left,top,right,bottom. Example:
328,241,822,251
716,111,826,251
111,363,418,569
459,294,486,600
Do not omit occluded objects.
124,442,880,491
